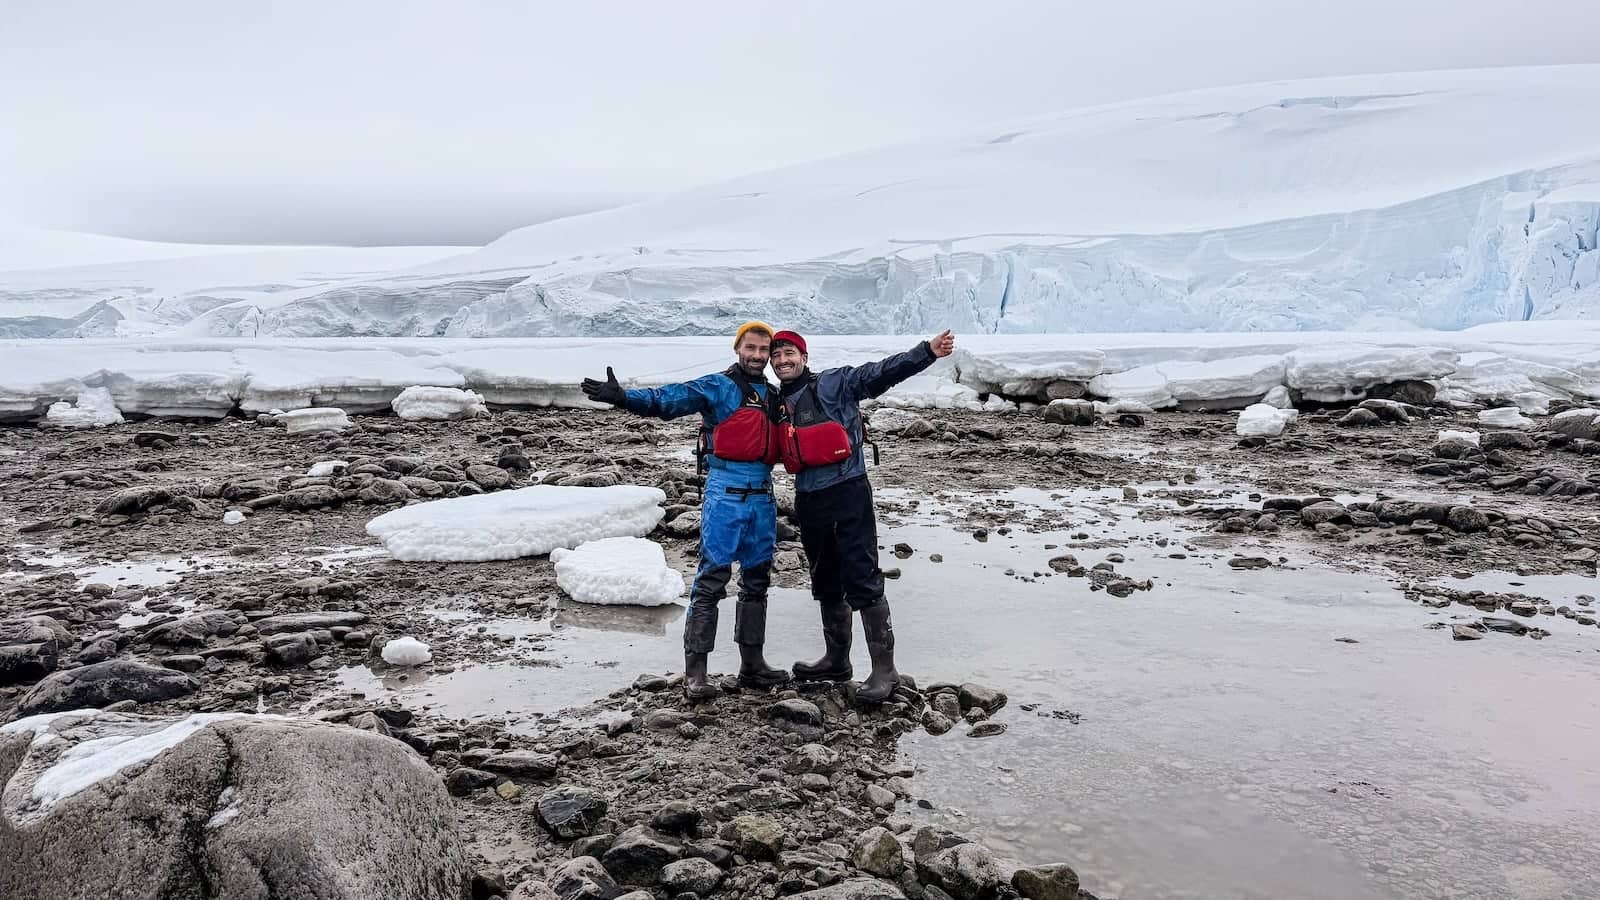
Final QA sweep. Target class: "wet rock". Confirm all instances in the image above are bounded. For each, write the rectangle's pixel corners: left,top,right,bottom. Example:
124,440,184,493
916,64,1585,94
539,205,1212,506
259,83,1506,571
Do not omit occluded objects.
0,712,468,900
789,880,907,900
558,471,621,488
1043,400,1096,426
481,750,560,779
1451,624,1485,641
446,767,499,796
729,814,786,860
1300,501,1350,526
1227,556,1271,570
1433,438,1480,460
1482,430,1535,451
1367,380,1436,407
786,742,842,774
1445,506,1490,533
466,464,513,490
911,826,970,861
550,856,619,900
957,683,1007,714
852,826,906,878
357,477,416,504
864,783,897,809
660,857,724,895
664,510,702,537
1357,398,1411,423
652,800,704,834
145,610,243,645
133,430,182,448
17,659,199,715
601,825,682,885
159,654,205,673
402,476,445,497
1336,408,1382,428
967,722,1008,738
0,617,69,686
633,672,671,692
767,698,824,737
497,446,533,471
1012,863,1082,899
922,711,955,735
507,880,559,900
920,843,1005,900
1482,616,1531,634
279,485,345,511
645,709,690,730
256,611,370,636
96,485,175,516
1046,554,1079,573
263,633,320,666
930,690,963,722
536,787,609,840
572,834,615,860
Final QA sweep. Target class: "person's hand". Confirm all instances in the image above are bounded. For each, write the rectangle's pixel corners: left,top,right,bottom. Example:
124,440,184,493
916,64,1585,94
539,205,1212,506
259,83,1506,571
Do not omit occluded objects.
928,329,956,358
581,366,627,407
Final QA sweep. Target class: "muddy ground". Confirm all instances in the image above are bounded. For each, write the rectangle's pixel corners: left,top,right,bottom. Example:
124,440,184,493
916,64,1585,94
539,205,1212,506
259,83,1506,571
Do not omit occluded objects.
2,402,1597,899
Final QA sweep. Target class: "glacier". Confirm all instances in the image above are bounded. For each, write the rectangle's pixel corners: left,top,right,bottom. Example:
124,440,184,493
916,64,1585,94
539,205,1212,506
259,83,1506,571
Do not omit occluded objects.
2,323,1597,425
3,66,1597,339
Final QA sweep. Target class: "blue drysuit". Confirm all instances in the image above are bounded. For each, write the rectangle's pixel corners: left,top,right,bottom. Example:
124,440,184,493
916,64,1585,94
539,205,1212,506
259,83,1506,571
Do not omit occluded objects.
625,369,777,653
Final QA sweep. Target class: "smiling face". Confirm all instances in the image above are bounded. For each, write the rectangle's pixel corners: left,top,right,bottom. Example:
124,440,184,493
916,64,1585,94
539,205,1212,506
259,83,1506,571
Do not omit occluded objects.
735,330,771,378
770,341,807,383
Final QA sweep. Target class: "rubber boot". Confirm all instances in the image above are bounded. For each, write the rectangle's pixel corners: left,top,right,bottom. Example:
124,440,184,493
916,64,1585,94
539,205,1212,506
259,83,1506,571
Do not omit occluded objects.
793,600,854,682
738,643,790,688
683,652,718,701
856,604,899,704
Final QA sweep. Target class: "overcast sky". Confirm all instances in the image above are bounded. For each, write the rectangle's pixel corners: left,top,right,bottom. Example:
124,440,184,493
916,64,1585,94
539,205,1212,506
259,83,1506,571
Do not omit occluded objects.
4,0,1597,246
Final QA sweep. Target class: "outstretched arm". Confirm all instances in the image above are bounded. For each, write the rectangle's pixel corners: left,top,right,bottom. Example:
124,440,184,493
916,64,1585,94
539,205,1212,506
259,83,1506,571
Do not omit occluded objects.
621,373,724,420
841,330,956,400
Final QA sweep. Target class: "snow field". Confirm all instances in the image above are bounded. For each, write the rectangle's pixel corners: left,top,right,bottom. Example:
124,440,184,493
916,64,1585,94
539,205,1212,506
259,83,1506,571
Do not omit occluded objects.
364,484,667,562
551,536,685,606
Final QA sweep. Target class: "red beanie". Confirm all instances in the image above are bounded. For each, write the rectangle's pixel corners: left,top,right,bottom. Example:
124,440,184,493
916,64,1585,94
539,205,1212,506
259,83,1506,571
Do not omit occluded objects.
771,330,808,355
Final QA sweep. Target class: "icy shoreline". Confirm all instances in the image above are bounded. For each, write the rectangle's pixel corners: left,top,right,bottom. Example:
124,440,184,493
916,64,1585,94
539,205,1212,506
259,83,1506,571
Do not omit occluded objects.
2,322,1598,423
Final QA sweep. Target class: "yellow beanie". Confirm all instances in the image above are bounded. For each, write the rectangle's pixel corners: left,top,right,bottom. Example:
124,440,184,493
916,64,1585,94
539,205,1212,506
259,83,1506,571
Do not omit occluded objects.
733,320,774,347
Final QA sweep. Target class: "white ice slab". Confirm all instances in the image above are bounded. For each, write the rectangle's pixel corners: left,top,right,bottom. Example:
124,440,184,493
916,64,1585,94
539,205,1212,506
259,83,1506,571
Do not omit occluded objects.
550,537,685,606
44,387,123,428
364,484,667,563
1236,404,1298,437
280,407,351,434
390,385,487,420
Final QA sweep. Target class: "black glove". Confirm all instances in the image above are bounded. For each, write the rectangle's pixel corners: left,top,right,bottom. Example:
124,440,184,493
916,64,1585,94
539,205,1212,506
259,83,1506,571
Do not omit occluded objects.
581,366,627,407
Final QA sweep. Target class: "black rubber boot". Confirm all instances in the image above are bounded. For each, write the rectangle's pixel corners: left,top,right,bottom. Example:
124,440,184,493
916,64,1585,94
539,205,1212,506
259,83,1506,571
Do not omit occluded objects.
738,643,790,688
684,652,718,701
856,603,899,704
793,600,854,682
734,598,789,688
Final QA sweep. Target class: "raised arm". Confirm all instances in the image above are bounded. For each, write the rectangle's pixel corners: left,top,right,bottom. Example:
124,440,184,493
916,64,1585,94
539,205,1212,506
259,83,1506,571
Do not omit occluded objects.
621,373,725,420
840,330,955,400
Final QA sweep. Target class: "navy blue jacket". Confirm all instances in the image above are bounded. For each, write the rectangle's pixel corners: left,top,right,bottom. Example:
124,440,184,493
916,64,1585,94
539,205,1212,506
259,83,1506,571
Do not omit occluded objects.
780,341,938,493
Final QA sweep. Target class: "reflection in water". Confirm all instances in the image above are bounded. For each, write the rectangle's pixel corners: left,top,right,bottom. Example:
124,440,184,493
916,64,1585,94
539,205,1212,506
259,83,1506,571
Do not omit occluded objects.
554,600,685,636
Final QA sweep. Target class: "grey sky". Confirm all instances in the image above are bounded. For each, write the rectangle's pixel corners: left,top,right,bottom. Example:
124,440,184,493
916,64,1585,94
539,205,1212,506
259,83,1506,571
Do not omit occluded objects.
4,0,1597,246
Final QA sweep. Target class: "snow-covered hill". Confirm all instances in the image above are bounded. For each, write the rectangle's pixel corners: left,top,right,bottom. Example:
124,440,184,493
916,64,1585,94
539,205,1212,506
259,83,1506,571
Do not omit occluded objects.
5,65,1599,338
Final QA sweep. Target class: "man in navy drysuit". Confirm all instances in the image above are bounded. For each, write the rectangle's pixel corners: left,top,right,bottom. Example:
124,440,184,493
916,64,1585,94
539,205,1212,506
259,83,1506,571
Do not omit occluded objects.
581,321,789,699
769,328,956,703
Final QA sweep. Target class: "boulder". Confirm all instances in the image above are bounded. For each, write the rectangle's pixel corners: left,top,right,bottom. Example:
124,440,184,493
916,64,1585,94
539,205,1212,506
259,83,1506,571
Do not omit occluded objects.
852,826,906,877
535,787,608,840
95,486,175,516
1367,379,1436,407
254,611,369,635
1299,501,1350,526
1043,400,1095,426
279,485,345,511
481,750,559,780
15,659,198,715
357,478,416,504
0,712,467,900
0,617,69,687
600,825,681,885
729,814,785,860
660,857,723,895
920,843,1006,900
1013,863,1081,900
1550,408,1600,441
466,465,512,490
957,683,1007,714
144,611,243,646
549,856,618,900
1336,408,1382,427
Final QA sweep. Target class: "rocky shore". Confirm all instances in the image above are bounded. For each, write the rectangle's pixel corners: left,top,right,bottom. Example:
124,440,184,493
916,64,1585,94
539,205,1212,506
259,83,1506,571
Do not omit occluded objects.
2,396,1597,898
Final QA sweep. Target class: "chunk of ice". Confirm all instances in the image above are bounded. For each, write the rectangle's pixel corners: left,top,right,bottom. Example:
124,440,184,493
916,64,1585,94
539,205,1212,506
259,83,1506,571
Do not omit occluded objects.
280,407,351,434
551,537,684,606
44,387,123,428
391,385,488,421
364,484,666,562
380,636,432,666
1236,403,1298,437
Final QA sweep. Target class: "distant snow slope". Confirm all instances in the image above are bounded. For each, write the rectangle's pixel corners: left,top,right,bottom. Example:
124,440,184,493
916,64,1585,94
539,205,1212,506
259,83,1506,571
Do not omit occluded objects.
0,229,471,337
4,65,1599,337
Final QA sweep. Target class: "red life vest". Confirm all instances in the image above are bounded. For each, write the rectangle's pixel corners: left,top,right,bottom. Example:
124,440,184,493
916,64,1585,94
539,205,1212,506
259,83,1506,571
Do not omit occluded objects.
699,367,782,466
778,376,854,474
